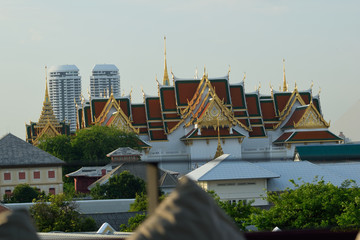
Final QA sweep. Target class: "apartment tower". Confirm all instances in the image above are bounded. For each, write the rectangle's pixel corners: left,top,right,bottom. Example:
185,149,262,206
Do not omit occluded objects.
90,64,120,97
48,65,81,133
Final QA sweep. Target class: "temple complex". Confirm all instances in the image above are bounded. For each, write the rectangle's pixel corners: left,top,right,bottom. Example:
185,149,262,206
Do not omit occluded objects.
76,41,342,174
26,67,71,145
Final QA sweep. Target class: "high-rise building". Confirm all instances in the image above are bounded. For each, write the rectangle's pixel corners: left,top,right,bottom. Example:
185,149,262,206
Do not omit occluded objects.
48,65,81,133
90,64,120,97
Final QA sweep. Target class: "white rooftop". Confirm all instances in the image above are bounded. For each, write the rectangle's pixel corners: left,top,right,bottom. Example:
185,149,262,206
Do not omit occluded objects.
92,64,119,72
48,64,79,72
186,154,280,181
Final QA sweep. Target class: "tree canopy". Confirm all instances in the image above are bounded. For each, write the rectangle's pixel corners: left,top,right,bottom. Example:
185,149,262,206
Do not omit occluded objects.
251,179,360,231
3,184,40,203
29,194,97,232
38,125,140,173
90,171,146,199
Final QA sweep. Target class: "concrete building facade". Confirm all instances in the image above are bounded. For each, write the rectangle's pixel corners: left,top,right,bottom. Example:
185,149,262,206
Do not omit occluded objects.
48,65,81,133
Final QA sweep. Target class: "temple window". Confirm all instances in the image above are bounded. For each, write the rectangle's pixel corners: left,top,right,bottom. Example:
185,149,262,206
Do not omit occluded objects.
33,171,40,179
48,170,55,179
19,172,26,180
4,173,11,181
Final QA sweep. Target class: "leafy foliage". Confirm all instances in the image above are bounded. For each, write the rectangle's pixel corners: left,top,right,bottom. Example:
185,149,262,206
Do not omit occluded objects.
29,194,97,232
120,213,147,232
38,125,140,174
119,192,166,231
208,190,259,231
3,184,40,203
90,171,146,199
251,179,360,231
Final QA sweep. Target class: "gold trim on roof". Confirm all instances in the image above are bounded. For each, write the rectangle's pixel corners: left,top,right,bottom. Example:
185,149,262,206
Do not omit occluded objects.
282,59,288,92
163,36,170,86
33,122,61,145
294,102,329,129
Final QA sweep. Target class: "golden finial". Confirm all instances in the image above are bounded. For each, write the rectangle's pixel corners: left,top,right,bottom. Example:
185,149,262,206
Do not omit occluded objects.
163,36,170,86
194,67,199,79
44,66,50,103
310,81,314,90
270,83,274,95
214,119,224,159
258,82,261,92
129,88,133,102
242,72,246,82
141,86,146,103
282,59,288,92
228,65,231,78
203,65,207,77
295,81,298,91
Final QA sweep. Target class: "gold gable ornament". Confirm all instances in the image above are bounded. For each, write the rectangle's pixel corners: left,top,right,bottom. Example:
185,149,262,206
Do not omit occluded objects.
294,103,329,129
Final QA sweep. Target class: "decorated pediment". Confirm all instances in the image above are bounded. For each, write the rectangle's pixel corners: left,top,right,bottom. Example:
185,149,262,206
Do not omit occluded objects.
33,122,60,145
108,112,139,134
95,94,121,124
197,100,231,129
294,104,329,129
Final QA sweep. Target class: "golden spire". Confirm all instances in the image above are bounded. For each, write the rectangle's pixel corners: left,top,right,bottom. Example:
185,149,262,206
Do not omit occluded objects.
214,119,224,159
37,66,60,128
163,36,170,86
282,59,288,92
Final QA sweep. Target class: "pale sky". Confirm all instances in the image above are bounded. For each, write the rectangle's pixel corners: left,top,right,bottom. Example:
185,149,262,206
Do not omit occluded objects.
1,0,359,140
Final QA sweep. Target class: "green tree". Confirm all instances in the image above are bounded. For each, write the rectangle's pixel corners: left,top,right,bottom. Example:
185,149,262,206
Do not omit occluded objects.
71,125,140,165
207,190,259,231
37,134,73,161
38,125,141,175
251,179,360,231
30,194,97,232
91,171,146,199
4,184,40,203
120,213,146,232
119,193,165,231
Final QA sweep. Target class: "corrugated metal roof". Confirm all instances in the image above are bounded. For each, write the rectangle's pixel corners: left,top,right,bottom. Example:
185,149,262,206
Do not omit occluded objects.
186,154,279,181
256,161,348,191
319,162,360,183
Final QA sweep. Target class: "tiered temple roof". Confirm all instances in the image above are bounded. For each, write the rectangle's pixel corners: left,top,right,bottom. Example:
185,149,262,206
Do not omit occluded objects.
26,68,70,144
76,41,342,162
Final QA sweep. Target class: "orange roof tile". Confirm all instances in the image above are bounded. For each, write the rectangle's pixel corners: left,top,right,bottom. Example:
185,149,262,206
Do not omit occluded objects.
209,79,230,104
132,104,147,126
119,99,131,117
273,92,292,114
230,85,246,109
150,130,167,140
282,106,308,129
106,115,115,126
160,88,177,111
175,80,200,106
91,99,108,120
274,130,342,143
260,100,278,121
146,98,162,120
274,132,293,143
246,94,261,117
300,92,311,104
249,126,266,137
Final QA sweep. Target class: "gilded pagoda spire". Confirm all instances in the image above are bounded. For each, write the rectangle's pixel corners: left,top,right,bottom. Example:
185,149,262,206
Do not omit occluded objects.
163,36,170,86
36,66,61,128
282,59,288,92
214,120,224,159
